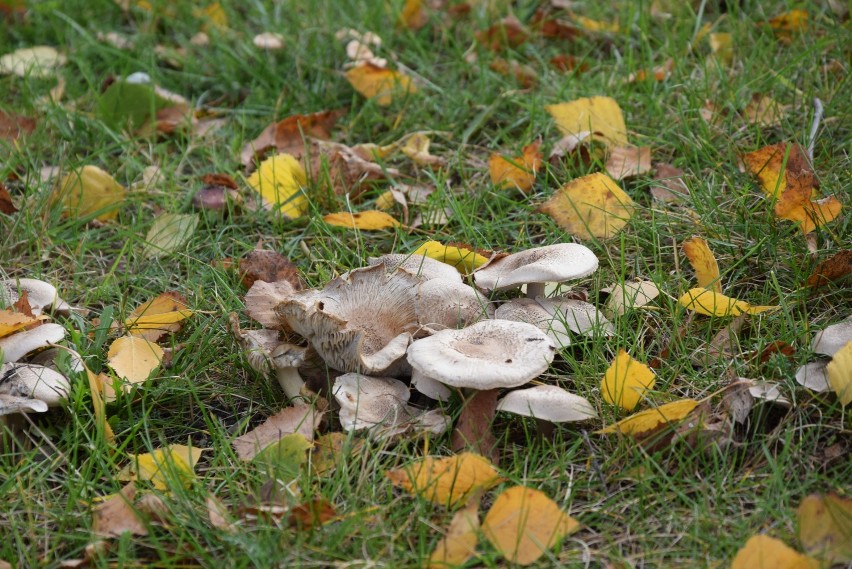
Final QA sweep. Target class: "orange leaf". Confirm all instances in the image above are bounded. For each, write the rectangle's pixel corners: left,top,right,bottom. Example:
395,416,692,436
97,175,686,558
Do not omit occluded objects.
345,63,416,106
386,453,503,508
489,141,542,193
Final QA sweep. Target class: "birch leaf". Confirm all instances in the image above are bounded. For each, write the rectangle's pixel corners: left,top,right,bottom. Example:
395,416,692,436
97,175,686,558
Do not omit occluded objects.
143,213,198,258
107,336,163,388
489,140,542,193
53,165,126,221
601,349,656,411
546,97,627,149
345,63,416,106
682,236,722,293
678,288,778,317
412,241,490,273
385,452,503,508
539,172,635,239
428,498,480,568
596,399,699,435
825,341,852,406
245,153,308,218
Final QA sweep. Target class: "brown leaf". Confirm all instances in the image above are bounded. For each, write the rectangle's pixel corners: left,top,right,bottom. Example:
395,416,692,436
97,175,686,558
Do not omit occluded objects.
476,16,528,50
92,482,148,538
0,109,35,142
604,145,652,180
399,0,428,29
201,173,238,189
288,499,337,530
232,404,322,461
241,109,346,170
806,250,852,288
239,249,303,289
489,58,537,88
207,495,236,533
0,181,16,214
530,9,581,39
452,388,499,465
650,163,688,202
757,341,796,364
549,54,589,73
306,139,399,198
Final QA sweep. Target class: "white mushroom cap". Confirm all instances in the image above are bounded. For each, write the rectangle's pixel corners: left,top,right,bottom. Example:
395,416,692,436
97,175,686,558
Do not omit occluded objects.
368,254,463,283
472,243,598,296
1,362,70,409
415,278,494,334
2,278,71,316
811,317,852,357
277,264,420,376
494,298,572,348
0,323,67,364
406,319,556,390
332,372,411,431
411,367,452,401
536,297,615,337
496,384,597,422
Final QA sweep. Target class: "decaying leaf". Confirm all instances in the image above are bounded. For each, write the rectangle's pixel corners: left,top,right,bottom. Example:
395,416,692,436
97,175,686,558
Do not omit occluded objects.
398,0,427,30
52,166,126,222
106,336,163,394
601,350,656,411
206,495,236,533
118,444,203,490
239,249,303,289
233,404,322,461
489,58,538,88
400,133,446,167
0,308,40,338
604,145,651,180
825,341,852,406
0,182,16,214
142,213,199,258
92,482,148,538
475,16,528,50
386,453,503,508
413,241,491,273
546,97,628,149
125,292,192,343
596,399,700,435
731,535,818,569
489,141,542,193
428,497,480,568
797,493,852,563
482,486,580,566
651,163,689,202
806,250,852,288
538,172,635,239
602,280,660,316
678,288,779,317
323,210,401,230
240,109,346,169
766,9,808,41
626,58,673,83
0,109,35,142
683,236,722,293
708,33,733,66
742,94,788,127
0,45,65,77
245,153,308,218
345,63,416,106
252,432,312,479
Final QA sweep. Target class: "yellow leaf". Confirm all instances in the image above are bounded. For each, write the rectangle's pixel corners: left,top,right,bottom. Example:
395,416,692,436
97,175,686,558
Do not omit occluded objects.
107,336,163,388
428,498,480,568
482,486,580,566
596,399,699,435
399,0,428,30
546,97,627,149
245,153,308,219
118,444,202,490
797,494,852,563
345,63,416,106
52,165,126,221
767,9,807,41
323,210,401,230
412,241,490,273
741,142,804,199
81,361,115,443
601,350,655,411
682,236,722,293
400,133,445,167
125,292,192,343
375,190,396,210
776,188,843,235
0,45,66,77
385,452,503,508
0,309,40,338
731,535,819,569
538,172,635,239
708,33,733,65
826,341,852,407
574,15,619,33
195,2,227,29
489,140,542,193
678,288,779,317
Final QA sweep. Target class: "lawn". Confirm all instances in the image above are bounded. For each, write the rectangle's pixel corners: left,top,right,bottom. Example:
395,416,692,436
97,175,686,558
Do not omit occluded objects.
1,0,850,567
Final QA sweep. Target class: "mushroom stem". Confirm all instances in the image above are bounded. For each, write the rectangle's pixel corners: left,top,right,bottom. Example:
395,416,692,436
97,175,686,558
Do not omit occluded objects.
535,417,555,440
525,282,546,298
451,388,500,465
275,367,306,400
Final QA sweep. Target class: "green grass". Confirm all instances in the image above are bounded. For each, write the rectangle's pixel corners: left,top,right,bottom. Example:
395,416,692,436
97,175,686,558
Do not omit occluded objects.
2,0,850,567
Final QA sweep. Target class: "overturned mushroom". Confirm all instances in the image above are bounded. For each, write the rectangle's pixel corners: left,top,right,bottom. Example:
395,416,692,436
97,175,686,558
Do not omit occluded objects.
277,264,420,376
332,372,410,431
0,323,66,364
1,278,71,316
472,243,598,298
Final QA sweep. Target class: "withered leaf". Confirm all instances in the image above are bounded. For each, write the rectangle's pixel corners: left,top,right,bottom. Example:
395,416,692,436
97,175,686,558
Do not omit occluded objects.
240,109,346,170
239,249,303,289
806,250,852,288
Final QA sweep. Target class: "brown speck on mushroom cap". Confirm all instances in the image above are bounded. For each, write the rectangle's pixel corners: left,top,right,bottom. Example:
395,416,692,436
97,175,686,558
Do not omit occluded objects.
472,243,598,296
406,319,556,389
277,264,420,376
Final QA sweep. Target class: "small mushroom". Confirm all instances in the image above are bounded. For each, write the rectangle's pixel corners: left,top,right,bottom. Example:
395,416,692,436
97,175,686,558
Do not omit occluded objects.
414,278,494,335
0,323,66,364
368,253,463,283
271,343,309,399
1,362,70,409
277,264,420,376
494,298,573,347
2,278,71,316
472,243,598,298
811,317,852,357
536,297,615,337
332,372,410,431
497,384,597,422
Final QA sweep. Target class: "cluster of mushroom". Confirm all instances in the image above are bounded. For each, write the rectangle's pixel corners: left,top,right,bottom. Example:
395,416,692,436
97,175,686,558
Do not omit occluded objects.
243,243,612,447
1,278,76,422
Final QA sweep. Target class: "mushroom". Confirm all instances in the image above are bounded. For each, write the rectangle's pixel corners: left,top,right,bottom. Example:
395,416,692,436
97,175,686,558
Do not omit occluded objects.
0,323,67,364
271,343,309,399
2,278,71,316
497,384,597,437
406,319,556,462
535,297,615,337
1,362,70,413
332,372,410,431
472,243,598,298
368,253,463,283
277,264,420,376
414,278,494,335
494,298,573,347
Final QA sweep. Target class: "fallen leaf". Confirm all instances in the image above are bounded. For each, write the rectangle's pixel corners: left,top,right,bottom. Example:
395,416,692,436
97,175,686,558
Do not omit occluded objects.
806,250,852,287
682,236,722,293
52,165,126,222
412,241,491,273
677,288,779,317
125,292,192,343
776,189,843,235
489,140,542,193
825,341,852,406
0,182,16,214
142,213,199,258
310,432,354,475
530,10,581,39
105,336,162,399
245,153,308,218
428,497,480,568
546,97,627,149
766,9,807,41
708,33,733,65
207,495,236,532
118,444,202,490
475,16,528,50
398,0,428,30
742,94,788,127
651,163,689,202
797,494,852,563
538,172,635,239
731,535,818,569
601,350,656,411
0,45,65,77
596,399,699,435
288,498,337,530
0,308,40,338
195,2,227,30
482,486,580,566
240,109,346,169
549,54,588,73
0,109,35,142
400,133,446,167
602,280,660,316
92,482,148,538
323,210,401,230
385,452,503,508
96,80,176,133
244,280,297,330
626,58,673,82
252,432,312,479
233,404,322,461
80,361,115,443
489,58,538,88
604,145,652,180
345,63,416,106
574,15,619,33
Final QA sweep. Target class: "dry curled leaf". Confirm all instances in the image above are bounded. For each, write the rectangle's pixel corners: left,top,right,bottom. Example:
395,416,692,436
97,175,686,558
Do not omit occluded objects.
678,288,778,317
806,250,852,288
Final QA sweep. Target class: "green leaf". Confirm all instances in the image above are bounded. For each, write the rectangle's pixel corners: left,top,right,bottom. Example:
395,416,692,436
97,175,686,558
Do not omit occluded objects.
252,433,312,480
97,81,170,132
143,213,199,258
